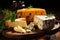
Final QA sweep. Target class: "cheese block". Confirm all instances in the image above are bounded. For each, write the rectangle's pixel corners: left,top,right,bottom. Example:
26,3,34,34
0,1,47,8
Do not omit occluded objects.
34,15,55,30
17,8,46,22
14,18,27,28
14,26,26,33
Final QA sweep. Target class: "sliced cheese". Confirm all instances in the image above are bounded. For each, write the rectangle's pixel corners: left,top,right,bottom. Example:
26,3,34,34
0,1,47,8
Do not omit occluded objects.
14,18,27,28
14,26,26,33
5,18,27,28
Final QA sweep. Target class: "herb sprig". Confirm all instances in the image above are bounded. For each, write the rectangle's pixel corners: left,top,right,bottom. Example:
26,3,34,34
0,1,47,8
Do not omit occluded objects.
0,9,17,32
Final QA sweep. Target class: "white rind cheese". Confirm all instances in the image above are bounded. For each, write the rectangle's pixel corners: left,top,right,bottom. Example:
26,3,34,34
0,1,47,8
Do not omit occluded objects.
34,15,55,30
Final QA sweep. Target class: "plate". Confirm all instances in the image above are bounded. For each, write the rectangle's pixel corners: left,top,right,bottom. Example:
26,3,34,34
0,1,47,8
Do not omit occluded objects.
51,23,60,30
2,30,44,40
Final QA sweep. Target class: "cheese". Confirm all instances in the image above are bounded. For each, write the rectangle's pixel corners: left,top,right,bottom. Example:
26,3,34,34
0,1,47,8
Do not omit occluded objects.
27,22,34,30
5,20,14,28
5,18,27,28
14,26,26,33
14,18,27,28
34,15,55,30
17,8,46,22
26,29,31,33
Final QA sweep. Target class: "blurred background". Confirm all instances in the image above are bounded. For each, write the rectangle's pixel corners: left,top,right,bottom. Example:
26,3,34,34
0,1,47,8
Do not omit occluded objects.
0,0,60,10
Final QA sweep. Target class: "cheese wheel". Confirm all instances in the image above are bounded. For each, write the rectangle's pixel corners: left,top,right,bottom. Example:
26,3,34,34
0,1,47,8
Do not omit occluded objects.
17,8,46,22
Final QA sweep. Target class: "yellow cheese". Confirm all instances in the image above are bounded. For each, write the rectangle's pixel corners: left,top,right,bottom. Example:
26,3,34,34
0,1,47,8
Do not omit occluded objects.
5,18,27,28
14,18,27,28
14,26,26,33
5,20,14,28
26,29,31,33
17,8,46,22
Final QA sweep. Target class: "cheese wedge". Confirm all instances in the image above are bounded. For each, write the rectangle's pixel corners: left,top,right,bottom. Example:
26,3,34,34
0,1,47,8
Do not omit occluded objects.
34,15,55,30
14,18,27,28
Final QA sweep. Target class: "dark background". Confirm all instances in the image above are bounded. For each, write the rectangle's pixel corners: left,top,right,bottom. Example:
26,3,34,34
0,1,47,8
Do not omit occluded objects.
0,0,60,10
0,0,60,17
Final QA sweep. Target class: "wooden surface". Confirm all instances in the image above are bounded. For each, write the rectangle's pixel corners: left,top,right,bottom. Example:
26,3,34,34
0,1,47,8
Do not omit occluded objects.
2,28,60,40
55,31,60,40
2,23,60,40
2,30,45,40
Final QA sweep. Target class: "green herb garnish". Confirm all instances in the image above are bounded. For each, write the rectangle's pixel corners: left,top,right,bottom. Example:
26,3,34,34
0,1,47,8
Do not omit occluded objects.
47,12,54,17
27,5,33,8
0,9,17,32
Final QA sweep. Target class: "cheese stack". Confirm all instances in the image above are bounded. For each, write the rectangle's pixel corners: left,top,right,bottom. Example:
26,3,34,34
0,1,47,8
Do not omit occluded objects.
17,8,46,22
34,15,55,30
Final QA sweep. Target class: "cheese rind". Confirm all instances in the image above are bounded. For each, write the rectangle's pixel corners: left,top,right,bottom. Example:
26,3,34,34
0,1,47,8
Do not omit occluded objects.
34,15,55,30
17,8,46,22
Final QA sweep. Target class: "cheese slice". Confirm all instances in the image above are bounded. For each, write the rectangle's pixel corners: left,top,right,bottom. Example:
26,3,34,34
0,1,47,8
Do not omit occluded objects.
14,26,26,33
14,18,27,28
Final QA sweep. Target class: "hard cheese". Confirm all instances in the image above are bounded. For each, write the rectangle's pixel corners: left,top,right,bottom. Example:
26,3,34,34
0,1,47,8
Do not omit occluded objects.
17,8,46,22
13,18,27,28
5,18,27,28
14,26,26,33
